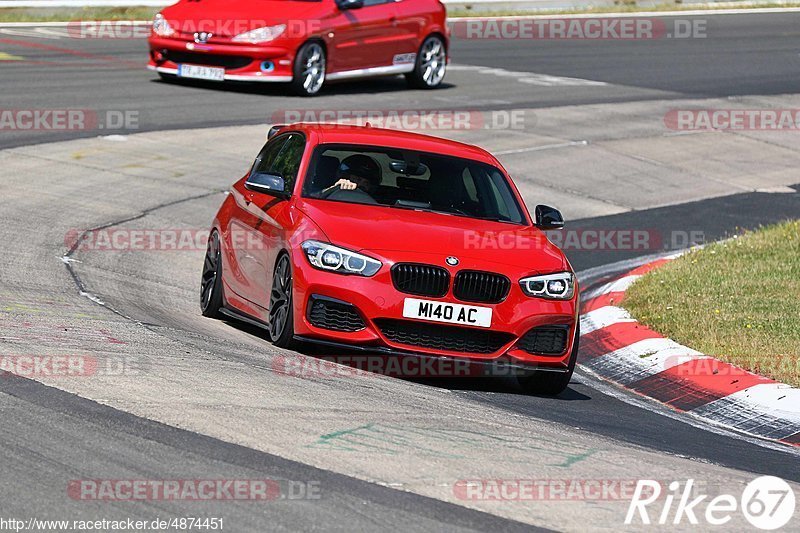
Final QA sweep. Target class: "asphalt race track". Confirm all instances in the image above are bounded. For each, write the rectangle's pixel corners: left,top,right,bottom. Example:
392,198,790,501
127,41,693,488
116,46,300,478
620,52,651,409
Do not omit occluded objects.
1,12,800,148
1,11,799,532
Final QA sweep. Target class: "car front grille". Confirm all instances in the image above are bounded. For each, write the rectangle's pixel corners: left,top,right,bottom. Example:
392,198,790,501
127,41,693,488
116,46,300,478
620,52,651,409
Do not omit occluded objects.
391,263,450,298
518,326,570,355
307,296,365,332
453,270,511,303
164,50,252,70
375,319,514,355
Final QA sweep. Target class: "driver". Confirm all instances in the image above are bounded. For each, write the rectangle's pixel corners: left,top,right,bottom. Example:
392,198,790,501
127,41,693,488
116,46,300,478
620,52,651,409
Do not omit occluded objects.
322,155,381,199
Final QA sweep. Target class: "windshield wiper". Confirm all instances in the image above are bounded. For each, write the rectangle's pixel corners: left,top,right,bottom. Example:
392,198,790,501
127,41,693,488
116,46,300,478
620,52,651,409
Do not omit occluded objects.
389,204,462,218
388,204,516,224
472,215,517,224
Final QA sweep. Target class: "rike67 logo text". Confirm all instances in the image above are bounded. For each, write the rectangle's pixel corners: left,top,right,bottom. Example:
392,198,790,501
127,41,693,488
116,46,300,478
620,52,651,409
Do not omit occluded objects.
626,477,795,530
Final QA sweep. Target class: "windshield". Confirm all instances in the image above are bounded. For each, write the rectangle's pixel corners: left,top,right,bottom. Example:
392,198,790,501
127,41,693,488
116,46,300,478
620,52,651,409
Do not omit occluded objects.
301,144,527,225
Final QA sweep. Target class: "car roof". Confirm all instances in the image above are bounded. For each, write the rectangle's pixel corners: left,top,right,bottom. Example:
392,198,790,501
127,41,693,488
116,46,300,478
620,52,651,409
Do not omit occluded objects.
281,123,502,166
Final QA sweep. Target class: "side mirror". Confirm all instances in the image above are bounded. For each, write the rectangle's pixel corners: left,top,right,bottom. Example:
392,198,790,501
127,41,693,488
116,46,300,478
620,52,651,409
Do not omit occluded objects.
336,0,364,9
245,172,290,199
534,204,565,230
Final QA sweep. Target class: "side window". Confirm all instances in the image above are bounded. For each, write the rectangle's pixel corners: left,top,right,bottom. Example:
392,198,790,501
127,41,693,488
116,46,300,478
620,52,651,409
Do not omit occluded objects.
485,170,524,223
363,0,393,5
461,167,479,202
486,177,511,219
270,134,306,194
252,136,289,175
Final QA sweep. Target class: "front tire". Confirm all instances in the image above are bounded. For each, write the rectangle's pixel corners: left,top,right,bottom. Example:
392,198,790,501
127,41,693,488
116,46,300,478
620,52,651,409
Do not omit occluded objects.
268,254,298,348
291,41,326,97
516,324,580,396
406,35,447,89
200,231,224,318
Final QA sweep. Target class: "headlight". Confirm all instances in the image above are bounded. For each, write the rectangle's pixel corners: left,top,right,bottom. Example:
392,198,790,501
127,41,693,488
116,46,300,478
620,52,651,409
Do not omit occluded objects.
520,272,575,300
152,13,174,37
232,24,286,44
301,240,381,277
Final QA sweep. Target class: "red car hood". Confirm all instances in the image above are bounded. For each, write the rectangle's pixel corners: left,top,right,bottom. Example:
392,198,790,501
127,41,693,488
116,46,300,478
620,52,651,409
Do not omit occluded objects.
298,199,567,273
162,0,325,37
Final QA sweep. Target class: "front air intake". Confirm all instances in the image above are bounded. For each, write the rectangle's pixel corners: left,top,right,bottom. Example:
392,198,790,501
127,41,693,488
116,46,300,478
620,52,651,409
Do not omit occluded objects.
391,263,450,298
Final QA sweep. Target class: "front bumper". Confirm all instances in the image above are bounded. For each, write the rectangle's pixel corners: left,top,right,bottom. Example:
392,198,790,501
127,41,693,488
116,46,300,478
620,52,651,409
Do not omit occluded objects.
293,335,573,378
291,249,579,370
147,36,294,82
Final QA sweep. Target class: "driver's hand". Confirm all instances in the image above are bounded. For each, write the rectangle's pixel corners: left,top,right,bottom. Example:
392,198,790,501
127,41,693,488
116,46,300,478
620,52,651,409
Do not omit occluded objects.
334,179,357,191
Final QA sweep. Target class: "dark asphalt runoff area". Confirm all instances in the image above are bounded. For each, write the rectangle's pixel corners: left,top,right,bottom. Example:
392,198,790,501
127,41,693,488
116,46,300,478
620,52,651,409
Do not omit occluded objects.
0,376,541,532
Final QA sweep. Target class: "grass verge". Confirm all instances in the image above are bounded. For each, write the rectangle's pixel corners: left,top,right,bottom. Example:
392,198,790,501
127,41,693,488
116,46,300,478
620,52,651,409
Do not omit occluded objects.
2,3,800,22
624,220,800,387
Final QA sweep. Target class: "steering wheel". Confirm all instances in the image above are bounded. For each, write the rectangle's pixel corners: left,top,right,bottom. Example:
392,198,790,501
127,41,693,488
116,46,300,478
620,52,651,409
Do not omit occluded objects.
324,187,379,205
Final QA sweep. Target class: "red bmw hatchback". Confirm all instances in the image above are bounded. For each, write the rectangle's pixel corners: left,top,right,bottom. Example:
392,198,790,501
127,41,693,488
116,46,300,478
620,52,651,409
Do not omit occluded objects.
148,0,449,96
201,124,580,394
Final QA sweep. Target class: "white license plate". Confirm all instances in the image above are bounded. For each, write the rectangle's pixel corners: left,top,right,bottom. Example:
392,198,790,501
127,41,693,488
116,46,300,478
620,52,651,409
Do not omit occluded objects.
177,64,225,81
402,298,492,328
